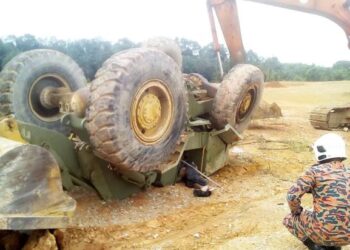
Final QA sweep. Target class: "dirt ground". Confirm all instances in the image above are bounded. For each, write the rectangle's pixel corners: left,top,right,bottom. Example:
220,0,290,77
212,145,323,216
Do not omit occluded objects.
62,81,350,250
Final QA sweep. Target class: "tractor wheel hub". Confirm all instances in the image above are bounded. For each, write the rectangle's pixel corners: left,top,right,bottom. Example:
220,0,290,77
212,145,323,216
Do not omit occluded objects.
137,93,161,130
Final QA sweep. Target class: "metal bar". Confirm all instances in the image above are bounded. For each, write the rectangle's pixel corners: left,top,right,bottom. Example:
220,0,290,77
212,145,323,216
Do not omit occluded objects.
216,51,224,78
207,0,221,52
181,160,223,188
207,0,246,64
200,145,206,173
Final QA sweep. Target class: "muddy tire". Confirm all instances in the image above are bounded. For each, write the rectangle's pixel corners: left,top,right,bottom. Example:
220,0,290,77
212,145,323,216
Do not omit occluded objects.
185,73,209,89
142,37,182,68
86,48,187,172
210,64,264,133
0,49,86,133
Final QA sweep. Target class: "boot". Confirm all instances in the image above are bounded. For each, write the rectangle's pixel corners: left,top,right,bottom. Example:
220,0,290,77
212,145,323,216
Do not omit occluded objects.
303,238,327,250
193,189,212,197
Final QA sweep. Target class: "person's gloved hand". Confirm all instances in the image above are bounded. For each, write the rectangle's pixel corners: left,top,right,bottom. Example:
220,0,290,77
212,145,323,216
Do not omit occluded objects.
293,206,303,216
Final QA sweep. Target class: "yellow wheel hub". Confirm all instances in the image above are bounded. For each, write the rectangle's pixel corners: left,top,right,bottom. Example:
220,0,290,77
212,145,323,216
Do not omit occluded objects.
136,93,161,130
131,80,174,145
237,88,256,122
239,93,253,115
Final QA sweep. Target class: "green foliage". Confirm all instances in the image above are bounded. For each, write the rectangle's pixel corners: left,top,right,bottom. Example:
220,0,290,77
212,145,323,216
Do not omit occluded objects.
0,35,136,80
0,35,349,82
245,50,350,82
177,38,229,82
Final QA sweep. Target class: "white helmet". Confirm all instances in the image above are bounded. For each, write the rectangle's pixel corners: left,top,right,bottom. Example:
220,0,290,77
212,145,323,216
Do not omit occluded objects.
313,133,347,162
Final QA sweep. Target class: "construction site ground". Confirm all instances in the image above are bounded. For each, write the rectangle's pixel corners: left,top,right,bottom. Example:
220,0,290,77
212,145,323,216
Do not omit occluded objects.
62,81,350,250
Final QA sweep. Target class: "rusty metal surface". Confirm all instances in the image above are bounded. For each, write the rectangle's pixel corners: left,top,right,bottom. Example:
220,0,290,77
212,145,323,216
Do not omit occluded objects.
207,0,350,65
40,86,71,109
184,73,218,99
207,0,246,64
71,86,90,117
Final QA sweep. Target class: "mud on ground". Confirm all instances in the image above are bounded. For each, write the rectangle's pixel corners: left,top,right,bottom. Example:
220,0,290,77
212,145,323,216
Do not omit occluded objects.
62,81,350,250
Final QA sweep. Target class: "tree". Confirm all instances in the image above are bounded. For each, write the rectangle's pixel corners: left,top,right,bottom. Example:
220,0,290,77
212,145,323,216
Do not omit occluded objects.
0,35,349,82
15,34,40,51
112,38,136,52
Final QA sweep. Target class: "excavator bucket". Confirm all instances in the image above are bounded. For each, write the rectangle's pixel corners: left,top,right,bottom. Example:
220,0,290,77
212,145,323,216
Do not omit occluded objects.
0,137,76,230
0,116,26,143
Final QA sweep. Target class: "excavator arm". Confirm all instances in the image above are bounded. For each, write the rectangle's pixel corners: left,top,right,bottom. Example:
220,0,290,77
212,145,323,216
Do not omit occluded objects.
208,0,350,130
207,0,350,65
207,0,246,68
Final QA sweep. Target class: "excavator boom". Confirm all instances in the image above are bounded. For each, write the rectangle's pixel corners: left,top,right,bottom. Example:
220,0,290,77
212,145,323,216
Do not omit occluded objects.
207,0,245,65
208,0,350,64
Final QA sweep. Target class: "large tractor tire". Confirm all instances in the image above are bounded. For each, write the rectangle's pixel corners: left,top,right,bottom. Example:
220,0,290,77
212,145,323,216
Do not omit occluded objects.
86,48,187,172
142,37,183,68
210,64,264,133
0,49,86,133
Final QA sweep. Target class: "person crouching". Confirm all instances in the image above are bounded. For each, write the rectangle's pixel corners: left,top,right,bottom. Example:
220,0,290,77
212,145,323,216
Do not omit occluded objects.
283,133,350,250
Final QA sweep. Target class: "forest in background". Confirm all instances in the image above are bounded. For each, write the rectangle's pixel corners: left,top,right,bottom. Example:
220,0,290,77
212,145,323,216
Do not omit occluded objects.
0,34,349,82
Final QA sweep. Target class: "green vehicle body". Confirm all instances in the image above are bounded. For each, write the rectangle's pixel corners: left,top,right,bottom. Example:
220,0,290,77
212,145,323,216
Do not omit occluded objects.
17,88,240,201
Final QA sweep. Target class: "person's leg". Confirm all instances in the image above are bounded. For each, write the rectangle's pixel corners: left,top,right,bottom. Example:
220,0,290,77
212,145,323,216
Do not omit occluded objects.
193,183,210,191
283,210,312,242
184,179,195,188
283,209,326,249
302,238,329,250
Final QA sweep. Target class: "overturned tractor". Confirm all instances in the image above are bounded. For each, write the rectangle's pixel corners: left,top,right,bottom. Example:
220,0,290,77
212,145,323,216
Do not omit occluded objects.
0,40,263,230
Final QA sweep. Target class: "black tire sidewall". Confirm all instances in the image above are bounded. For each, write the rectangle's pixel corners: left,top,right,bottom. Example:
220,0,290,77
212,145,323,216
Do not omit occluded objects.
231,80,262,133
87,48,187,171
211,64,264,133
114,53,184,155
142,37,183,68
14,62,83,129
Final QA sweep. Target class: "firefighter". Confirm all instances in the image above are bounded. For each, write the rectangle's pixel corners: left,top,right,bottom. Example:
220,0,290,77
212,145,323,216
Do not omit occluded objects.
283,133,350,250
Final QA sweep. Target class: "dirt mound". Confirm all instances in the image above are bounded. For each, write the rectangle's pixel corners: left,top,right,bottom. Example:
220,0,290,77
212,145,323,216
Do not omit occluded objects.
252,100,283,120
265,81,286,88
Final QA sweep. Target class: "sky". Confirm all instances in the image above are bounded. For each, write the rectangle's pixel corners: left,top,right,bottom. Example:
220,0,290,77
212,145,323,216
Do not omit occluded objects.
1,0,349,66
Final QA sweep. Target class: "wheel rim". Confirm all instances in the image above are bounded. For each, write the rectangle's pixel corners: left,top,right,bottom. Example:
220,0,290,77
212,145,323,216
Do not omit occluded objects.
236,87,257,123
131,80,174,145
29,74,70,122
